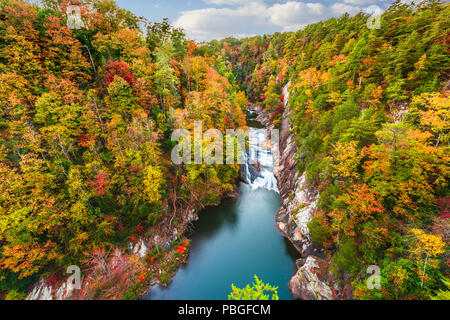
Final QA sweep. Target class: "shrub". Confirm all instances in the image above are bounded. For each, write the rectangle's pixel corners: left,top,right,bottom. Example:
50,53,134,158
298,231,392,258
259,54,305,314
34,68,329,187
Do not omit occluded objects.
332,237,358,274
308,217,330,247
5,290,27,300
229,275,279,300
123,282,144,300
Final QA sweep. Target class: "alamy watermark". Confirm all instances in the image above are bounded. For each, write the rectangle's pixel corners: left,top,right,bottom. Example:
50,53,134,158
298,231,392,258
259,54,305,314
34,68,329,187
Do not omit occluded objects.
66,5,84,30
66,265,81,290
366,5,384,30
171,121,280,166
366,265,381,290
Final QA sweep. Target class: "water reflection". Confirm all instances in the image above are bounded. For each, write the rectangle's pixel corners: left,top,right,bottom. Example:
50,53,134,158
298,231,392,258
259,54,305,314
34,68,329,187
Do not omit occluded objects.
144,123,299,300
144,183,300,300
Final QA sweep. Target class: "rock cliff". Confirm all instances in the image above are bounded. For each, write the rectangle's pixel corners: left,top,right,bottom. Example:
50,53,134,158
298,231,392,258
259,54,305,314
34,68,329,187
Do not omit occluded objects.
274,82,336,300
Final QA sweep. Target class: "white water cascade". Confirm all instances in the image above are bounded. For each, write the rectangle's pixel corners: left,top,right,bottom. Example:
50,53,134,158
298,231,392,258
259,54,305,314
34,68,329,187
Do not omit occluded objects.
242,128,279,193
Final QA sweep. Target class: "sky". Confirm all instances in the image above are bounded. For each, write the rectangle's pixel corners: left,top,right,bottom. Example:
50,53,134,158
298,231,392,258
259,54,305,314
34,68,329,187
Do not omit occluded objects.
114,0,402,41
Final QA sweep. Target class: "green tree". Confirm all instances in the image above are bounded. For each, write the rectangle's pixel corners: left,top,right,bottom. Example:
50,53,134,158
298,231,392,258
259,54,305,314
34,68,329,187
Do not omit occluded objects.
229,275,279,300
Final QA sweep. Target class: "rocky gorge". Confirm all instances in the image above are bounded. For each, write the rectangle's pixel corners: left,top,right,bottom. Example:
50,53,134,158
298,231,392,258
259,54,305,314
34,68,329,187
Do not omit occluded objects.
263,83,342,300
27,83,342,301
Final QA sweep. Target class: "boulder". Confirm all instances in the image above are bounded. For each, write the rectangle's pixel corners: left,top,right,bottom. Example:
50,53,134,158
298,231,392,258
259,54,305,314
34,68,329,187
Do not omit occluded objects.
27,280,53,300
289,256,334,300
128,239,148,258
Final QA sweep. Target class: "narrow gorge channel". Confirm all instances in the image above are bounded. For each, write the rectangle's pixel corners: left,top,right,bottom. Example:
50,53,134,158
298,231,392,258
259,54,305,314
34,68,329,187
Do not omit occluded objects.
144,117,300,300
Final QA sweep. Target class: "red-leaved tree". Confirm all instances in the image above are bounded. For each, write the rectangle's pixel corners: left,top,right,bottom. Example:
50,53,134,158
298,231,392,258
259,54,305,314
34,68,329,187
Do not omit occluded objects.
104,60,135,87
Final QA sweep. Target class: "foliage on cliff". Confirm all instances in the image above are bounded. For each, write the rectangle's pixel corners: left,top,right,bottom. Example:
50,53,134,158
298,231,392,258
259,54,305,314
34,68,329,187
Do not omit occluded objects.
201,32,289,127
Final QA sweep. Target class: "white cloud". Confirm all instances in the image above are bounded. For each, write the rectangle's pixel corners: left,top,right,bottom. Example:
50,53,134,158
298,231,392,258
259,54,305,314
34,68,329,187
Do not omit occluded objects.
176,1,364,41
268,2,327,31
203,0,264,5
175,2,268,40
331,3,362,15
342,0,377,4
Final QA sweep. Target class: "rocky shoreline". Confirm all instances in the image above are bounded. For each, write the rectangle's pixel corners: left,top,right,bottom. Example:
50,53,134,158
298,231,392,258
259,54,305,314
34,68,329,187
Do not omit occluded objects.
259,82,339,300
25,173,245,300
26,204,200,300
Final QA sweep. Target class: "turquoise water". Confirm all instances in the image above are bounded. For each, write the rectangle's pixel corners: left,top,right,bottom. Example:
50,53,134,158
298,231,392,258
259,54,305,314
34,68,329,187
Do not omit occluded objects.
144,183,300,300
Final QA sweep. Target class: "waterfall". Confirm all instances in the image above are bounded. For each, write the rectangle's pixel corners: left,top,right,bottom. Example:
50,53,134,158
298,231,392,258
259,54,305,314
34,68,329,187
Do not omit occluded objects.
242,128,279,193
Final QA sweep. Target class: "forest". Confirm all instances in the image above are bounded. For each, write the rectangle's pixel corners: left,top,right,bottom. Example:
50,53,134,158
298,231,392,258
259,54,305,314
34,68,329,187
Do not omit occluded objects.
208,0,449,300
0,0,247,299
0,0,449,300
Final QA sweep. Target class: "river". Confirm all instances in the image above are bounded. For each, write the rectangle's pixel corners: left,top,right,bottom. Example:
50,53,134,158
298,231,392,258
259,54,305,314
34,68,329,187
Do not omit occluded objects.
144,126,300,300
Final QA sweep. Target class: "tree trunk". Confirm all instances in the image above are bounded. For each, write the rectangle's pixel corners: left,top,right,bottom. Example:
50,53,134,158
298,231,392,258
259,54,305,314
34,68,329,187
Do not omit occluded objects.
421,251,430,289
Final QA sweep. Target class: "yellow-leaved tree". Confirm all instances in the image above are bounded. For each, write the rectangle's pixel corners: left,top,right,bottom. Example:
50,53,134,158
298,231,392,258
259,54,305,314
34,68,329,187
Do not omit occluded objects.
142,165,164,204
410,228,445,289
411,91,449,147
330,140,365,181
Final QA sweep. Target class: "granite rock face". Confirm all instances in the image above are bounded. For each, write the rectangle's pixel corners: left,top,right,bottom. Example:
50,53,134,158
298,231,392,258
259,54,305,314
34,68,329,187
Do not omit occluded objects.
27,278,80,300
240,161,261,184
289,256,334,300
275,82,335,300
129,239,149,258
275,82,316,257
27,280,54,300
